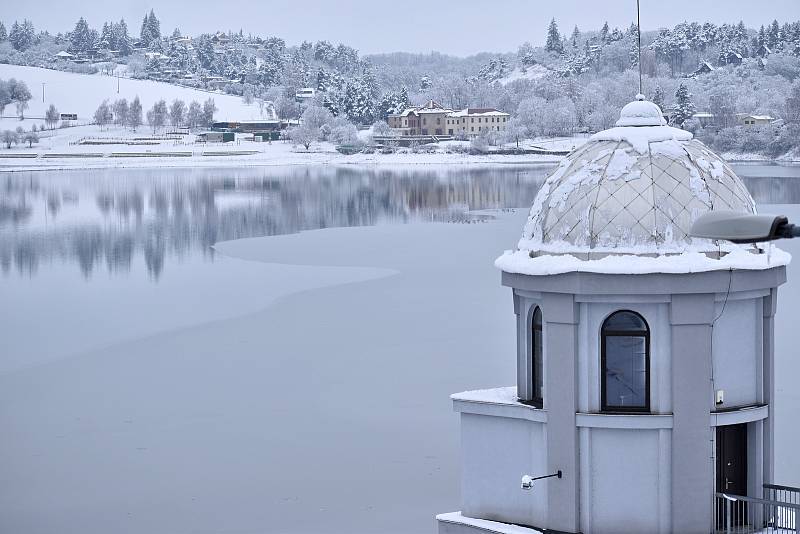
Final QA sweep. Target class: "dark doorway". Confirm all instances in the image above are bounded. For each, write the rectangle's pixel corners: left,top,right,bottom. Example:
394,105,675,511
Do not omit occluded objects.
716,423,748,526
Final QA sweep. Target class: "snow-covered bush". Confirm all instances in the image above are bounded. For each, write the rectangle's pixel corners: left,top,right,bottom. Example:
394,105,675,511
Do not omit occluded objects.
371,120,391,137
329,119,360,146
470,134,489,154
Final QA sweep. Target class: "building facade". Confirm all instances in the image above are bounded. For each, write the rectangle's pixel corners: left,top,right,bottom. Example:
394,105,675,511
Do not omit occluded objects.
388,100,510,137
437,97,791,534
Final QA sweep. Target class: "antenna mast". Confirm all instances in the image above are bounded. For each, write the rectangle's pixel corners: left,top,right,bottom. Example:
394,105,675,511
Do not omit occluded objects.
637,0,643,95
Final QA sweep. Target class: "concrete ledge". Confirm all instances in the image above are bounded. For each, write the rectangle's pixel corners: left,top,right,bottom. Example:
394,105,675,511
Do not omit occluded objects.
576,412,674,429
437,512,543,534
710,404,768,426
452,387,547,423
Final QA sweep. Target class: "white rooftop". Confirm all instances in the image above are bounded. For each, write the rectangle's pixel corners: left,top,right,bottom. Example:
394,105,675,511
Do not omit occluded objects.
495,96,791,274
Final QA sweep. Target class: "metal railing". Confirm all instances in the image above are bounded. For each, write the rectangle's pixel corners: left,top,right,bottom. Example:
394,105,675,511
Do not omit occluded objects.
713,492,799,533
765,484,800,508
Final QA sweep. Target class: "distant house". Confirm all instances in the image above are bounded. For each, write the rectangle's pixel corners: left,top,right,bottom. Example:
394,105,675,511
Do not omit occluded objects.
693,61,715,76
756,43,772,58
295,87,316,102
692,112,716,127
54,51,74,60
737,114,775,127
720,50,743,66
388,100,510,137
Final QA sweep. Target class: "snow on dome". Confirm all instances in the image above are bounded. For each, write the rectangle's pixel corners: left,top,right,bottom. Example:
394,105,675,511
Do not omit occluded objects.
616,98,668,127
502,98,770,273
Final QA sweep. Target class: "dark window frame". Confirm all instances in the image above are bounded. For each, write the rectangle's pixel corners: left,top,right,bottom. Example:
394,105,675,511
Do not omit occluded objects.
530,306,544,408
600,310,650,413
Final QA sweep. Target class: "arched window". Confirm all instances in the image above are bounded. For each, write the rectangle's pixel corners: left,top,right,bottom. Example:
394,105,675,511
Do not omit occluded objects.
601,311,650,412
531,306,543,407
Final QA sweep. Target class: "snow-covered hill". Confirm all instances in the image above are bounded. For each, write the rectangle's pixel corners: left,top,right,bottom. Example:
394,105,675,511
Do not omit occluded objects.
0,64,269,123
497,64,551,85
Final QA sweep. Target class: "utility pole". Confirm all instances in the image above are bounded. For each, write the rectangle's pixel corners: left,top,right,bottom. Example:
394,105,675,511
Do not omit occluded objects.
42,82,46,103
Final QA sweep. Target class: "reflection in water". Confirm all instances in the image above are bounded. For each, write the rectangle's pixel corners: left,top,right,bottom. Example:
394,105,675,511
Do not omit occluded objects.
0,166,552,280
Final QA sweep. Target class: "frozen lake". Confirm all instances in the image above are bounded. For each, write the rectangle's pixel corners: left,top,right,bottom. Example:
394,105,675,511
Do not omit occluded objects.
1,163,800,534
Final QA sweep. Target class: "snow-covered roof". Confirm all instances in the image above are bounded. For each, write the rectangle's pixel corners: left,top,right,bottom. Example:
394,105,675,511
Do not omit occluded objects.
55,51,74,58
496,96,788,274
614,95,667,127
450,108,510,117
742,115,775,121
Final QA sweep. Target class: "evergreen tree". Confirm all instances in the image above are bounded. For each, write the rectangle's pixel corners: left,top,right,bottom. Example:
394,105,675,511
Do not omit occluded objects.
9,20,36,51
148,11,161,41
0,22,7,42
113,19,131,55
672,83,695,126
129,96,143,131
71,17,92,53
629,34,640,69
545,18,564,54
652,85,666,112
100,22,113,48
600,21,610,43
140,10,161,46
767,19,781,50
571,25,580,48
172,27,182,39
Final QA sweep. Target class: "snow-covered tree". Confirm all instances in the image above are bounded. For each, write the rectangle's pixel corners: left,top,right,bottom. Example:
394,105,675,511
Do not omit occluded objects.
651,85,666,112
45,104,59,129
10,80,31,119
420,75,432,90
146,99,167,133
545,19,564,54
113,19,132,55
140,10,161,46
289,122,319,150
600,22,610,43
672,83,695,127
128,96,143,131
0,80,11,116
371,120,391,136
70,17,93,53
186,101,203,129
571,26,581,49
23,130,39,148
9,20,36,51
0,22,7,42
169,99,186,128
202,98,217,126
3,130,18,149
113,99,129,127
94,100,112,129
172,27,182,39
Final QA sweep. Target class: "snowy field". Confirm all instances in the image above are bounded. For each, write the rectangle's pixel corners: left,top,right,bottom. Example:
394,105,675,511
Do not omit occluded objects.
0,64,269,124
0,122,571,171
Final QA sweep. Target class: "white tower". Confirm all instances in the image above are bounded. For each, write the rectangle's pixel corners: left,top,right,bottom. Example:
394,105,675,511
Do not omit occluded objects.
437,97,790,534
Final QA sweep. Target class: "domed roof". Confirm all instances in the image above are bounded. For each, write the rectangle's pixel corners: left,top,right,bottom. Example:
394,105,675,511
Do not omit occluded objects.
519,98,756,258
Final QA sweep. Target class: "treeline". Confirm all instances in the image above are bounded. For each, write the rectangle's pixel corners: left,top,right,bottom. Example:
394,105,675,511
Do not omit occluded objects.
93,96,217,133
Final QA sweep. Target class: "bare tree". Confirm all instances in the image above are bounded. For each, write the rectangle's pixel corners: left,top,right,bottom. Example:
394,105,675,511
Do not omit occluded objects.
94,100,112,129
186,100,202,130
45,104,59,129
2,130,18,149
146,99,168,134
169,99,186,128
113,99,129,128
23,130,38,147
129,96,143,131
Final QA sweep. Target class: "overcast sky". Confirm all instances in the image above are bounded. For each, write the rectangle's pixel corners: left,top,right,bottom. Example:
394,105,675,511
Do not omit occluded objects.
5,0,799,56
